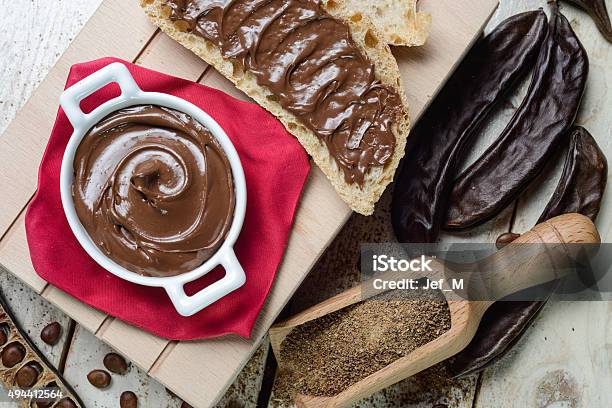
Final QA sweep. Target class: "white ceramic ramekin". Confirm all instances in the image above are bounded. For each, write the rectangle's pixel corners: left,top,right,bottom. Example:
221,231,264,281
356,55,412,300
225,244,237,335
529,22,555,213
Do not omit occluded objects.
59,62,247,317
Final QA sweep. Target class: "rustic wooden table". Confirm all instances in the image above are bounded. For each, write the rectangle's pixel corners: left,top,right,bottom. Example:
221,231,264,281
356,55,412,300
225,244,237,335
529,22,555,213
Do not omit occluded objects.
0,1,610,407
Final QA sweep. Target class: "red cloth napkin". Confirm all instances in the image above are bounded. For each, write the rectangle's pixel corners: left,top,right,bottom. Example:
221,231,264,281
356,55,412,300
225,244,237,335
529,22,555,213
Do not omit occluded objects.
25,57,310,340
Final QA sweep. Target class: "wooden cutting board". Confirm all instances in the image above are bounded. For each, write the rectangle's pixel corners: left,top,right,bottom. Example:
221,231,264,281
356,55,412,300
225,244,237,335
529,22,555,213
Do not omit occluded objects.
0,0,498,406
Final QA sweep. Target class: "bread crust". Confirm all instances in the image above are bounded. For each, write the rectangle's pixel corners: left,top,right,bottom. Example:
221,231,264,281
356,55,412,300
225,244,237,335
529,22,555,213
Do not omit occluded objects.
139,0,410,215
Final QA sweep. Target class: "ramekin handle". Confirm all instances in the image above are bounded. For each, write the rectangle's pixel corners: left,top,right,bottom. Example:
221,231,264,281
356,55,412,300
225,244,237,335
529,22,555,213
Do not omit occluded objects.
165,249,247,317
60,62,142,129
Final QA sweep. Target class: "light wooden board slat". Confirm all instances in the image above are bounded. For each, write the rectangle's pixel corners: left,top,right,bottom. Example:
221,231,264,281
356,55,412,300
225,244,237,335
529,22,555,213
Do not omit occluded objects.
135,29,209,78
43,287,107,334
0,213,47,294
0,211,114,335
394,1,488,118
214,337,271,408
0,0,499,407
200,68,252,102
97,319,170,371
0,212,119,339
0,0,156,239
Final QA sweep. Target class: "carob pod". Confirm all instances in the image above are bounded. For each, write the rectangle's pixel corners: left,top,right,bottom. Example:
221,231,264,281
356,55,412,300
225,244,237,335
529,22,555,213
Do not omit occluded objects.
564,0,612,42
449,127,607,377
444,6,589,230
537,126,607,223
391,10,548,243
0,290,83,407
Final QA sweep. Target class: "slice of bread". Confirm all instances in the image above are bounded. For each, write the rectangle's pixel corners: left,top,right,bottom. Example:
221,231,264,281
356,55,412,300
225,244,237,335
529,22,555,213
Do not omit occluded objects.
139,0,411,215
324,0,432,46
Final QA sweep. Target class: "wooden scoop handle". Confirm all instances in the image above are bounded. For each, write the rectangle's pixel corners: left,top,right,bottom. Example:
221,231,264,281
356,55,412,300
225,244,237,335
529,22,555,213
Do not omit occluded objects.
480,213,600,301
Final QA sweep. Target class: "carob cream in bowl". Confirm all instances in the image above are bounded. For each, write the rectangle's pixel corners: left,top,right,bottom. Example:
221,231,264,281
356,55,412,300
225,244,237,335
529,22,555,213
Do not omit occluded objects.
59,62,247,316
71,105,235,277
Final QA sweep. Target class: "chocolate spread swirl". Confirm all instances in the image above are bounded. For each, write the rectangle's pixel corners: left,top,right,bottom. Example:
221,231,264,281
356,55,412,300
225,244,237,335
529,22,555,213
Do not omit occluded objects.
165,0,403,185
72,105,235,277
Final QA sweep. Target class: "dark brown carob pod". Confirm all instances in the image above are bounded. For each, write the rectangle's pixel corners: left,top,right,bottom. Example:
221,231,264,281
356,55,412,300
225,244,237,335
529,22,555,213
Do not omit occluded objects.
537,126,607,223
448,301,546,377
391,10,548,243
564,0,612,42
445,6,589,230
449,127,607,377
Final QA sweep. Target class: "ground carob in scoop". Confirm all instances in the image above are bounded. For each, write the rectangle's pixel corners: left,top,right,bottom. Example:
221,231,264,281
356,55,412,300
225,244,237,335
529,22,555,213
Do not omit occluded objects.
276,289,451,399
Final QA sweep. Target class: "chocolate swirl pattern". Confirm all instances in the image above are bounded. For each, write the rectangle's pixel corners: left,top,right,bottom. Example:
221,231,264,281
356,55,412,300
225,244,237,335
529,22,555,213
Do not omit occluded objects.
165,0,403,185
72,105,235,277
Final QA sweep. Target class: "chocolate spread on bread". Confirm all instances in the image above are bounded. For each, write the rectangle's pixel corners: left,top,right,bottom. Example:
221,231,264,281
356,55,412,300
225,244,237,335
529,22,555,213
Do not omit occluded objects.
165,0,403,185
72,105,235,277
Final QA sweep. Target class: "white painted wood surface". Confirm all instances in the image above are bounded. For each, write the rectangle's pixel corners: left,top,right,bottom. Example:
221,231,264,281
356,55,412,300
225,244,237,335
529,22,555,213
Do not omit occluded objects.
0,0,610,407
0,0,104,135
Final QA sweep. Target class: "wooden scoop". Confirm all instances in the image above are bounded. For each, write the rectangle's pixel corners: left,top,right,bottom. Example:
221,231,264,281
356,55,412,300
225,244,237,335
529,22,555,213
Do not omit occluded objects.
269,213,600,408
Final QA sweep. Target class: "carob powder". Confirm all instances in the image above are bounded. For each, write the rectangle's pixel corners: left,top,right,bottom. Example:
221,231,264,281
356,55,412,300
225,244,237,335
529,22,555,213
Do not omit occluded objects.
276,289,451,399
